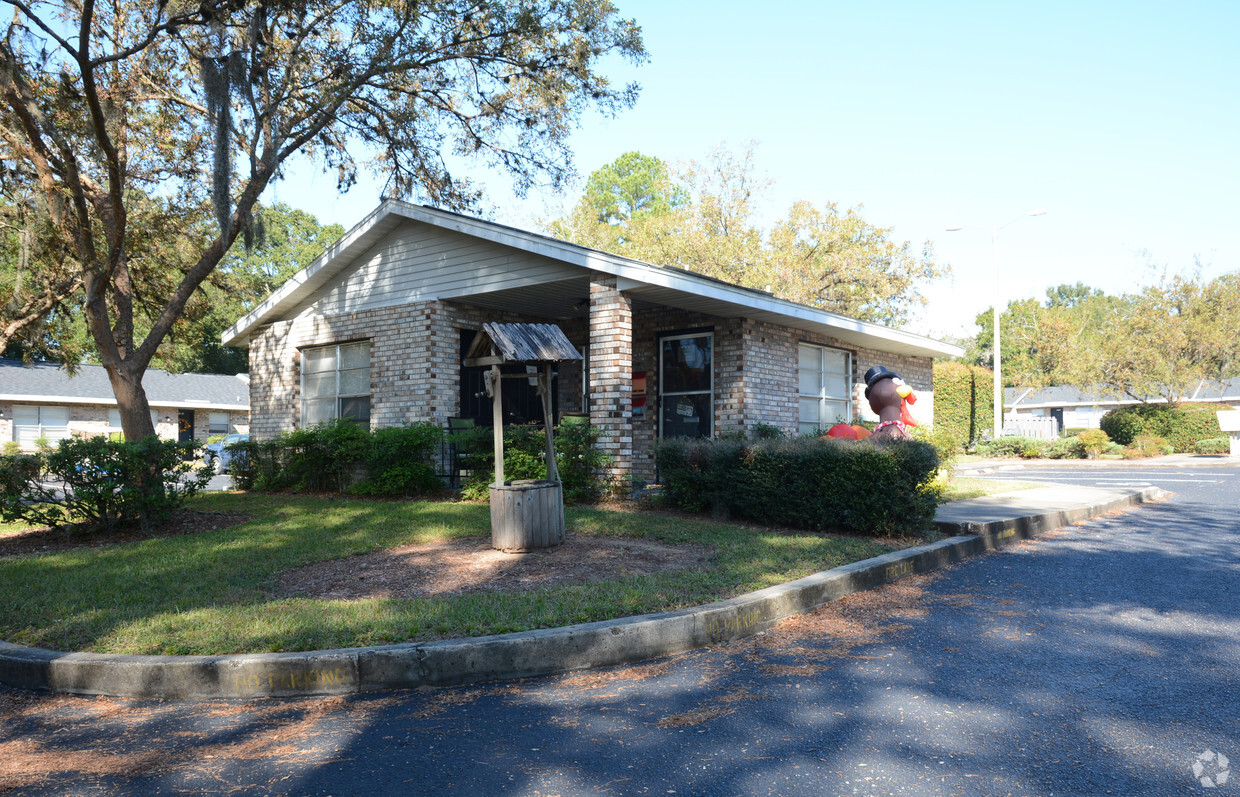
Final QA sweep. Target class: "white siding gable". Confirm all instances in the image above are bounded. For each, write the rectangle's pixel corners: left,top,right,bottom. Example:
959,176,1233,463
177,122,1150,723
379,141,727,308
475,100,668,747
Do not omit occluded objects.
297,221,583,319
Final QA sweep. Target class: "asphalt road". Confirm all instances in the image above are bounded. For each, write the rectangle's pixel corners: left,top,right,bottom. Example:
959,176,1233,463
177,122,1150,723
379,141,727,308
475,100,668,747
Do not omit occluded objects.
2,465,1237,796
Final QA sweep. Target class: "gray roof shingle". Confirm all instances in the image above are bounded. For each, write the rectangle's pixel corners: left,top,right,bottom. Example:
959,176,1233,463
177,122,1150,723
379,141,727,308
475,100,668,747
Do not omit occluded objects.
0,359,249,410
1005,378,1240,408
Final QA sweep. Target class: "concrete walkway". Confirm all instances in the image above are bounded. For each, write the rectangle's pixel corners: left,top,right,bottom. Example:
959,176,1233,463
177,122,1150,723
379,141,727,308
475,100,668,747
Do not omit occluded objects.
956,452,1239,476
0,484,1164,700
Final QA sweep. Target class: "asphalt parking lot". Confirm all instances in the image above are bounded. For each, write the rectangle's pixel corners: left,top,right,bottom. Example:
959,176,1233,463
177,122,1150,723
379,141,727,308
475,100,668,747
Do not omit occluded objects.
2,464,1237,795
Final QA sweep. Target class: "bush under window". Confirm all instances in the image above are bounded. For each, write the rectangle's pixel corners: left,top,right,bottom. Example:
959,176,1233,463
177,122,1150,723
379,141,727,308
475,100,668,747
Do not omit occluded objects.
654,436,940,536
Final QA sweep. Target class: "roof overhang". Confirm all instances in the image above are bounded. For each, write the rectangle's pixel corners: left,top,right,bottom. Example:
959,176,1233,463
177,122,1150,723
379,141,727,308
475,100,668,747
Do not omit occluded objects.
0,394,248,411
222,201,964,361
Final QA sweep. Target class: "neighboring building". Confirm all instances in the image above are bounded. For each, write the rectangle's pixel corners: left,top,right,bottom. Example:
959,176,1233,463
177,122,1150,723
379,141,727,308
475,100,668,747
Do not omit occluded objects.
222,201,962,484
1005,379,1240,432
0,359,250,450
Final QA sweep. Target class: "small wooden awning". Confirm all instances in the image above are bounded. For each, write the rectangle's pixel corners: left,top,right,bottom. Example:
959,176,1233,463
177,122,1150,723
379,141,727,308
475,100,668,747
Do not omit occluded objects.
464,322,582,367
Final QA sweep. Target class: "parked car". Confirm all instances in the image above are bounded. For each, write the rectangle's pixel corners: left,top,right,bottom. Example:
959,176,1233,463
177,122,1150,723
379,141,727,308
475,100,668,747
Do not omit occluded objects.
203,433,249,473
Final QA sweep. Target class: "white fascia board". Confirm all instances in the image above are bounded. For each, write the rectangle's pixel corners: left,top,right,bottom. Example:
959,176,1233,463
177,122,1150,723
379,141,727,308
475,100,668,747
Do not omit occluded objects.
0,395,249,411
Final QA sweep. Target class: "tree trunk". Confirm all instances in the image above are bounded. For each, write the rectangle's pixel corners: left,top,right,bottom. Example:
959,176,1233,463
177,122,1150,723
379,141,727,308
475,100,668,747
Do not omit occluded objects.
105,364,157,441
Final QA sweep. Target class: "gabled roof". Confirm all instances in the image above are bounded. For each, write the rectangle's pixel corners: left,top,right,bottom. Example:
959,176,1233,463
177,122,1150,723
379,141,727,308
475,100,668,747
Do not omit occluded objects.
1004,378,1240,409
0,359,250,411
221,201,963,360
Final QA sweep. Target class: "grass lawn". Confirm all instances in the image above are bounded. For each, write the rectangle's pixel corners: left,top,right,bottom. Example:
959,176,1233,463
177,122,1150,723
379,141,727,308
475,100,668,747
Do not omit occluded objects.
0,470,1044,657
939,477,1044,502
0,492,901,656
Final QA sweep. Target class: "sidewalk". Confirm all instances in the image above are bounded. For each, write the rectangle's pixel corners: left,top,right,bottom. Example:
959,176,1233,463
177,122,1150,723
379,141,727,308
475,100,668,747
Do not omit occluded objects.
955,452,1240,476
0,483,1164,700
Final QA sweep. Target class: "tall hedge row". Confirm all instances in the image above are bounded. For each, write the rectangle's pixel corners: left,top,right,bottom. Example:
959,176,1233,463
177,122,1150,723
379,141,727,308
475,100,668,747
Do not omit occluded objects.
1099,402,1235,451
932,362,995,447
654,436,940,536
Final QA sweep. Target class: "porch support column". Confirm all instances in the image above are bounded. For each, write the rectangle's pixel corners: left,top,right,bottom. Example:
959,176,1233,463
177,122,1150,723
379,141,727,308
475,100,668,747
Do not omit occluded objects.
588,276,633,482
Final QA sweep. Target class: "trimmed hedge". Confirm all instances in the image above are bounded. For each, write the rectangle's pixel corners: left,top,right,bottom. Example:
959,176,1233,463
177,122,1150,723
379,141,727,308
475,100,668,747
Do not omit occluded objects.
229,419,444,496
933,361,994,448
1100,403,1235,452
654,436,940,536
1195,438,1229,455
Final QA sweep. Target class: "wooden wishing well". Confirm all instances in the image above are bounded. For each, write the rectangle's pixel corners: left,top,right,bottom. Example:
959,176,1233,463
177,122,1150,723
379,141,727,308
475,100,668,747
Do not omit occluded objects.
463,322,582,552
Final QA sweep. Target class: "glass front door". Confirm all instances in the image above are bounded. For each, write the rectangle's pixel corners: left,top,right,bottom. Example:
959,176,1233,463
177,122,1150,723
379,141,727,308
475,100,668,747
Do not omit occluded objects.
659,332,713,439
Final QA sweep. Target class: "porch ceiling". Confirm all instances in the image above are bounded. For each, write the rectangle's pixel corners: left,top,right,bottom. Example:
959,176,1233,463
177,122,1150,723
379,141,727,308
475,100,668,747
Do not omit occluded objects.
452,280,959,360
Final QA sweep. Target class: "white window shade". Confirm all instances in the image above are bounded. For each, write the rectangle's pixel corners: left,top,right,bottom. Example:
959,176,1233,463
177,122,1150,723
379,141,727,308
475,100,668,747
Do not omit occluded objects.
13,405,70,447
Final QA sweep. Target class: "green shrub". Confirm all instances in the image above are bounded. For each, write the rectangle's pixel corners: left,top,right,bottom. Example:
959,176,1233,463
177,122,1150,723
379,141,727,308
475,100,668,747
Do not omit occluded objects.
228,420,369,493
1164,403,1240,452
1020,440,1048,459
1077,429,1110,458
910,423,960,472
1045,436,1087,459
226,437,278,491
975,436,1047,458
206,433,227,445
750,423,786,440
457,421,610,504
286,420,371,492
0,436,211,532
933,361,994,447
1,441,19,457
1123,433,1172,459
1100,402,1234,451
1194,437,1230,455
654,436,940,536
351,422,444,497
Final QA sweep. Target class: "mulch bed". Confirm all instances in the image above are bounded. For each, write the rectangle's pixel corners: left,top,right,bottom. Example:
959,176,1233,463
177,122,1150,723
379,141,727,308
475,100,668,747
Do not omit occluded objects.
0,511,251,558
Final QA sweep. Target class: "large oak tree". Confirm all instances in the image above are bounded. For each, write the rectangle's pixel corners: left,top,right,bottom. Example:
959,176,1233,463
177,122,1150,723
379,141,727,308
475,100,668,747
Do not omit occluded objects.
1,0,644,440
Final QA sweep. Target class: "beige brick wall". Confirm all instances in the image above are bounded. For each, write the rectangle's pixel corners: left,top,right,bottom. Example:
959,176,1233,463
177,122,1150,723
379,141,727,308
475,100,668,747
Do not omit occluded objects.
1,402,247,450
626,312,936,484
246,293,935,485
247,300,586,441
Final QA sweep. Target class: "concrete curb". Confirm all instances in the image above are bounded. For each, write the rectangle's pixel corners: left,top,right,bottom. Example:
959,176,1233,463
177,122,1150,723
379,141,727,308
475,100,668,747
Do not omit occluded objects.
0,486,1164,700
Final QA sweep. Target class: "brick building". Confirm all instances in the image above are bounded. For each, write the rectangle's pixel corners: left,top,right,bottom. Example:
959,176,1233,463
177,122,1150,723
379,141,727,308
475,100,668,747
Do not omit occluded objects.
223,202,961,484
0,359,249,451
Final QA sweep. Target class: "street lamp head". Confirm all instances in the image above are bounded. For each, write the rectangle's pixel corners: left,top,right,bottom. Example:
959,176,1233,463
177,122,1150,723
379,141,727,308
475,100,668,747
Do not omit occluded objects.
945,225,965,231
1027,208,1048,217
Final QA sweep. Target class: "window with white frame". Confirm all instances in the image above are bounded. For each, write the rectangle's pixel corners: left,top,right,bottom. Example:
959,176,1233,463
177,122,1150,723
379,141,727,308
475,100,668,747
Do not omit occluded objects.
12,405,70,447
302,341,371,426
208,412,230,434
798,343,851,433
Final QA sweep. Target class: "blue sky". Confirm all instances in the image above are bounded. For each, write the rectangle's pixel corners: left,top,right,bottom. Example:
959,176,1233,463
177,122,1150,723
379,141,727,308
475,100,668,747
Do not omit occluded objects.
266,1,1239,341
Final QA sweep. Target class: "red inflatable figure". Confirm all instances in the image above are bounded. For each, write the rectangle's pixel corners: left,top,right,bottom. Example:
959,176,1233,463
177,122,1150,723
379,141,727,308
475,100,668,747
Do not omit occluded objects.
864,365,917,443
826,423,858,440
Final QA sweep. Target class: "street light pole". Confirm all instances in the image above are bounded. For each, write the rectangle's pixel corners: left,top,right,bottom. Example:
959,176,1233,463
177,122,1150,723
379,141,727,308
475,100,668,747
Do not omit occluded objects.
947,209,1047,440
